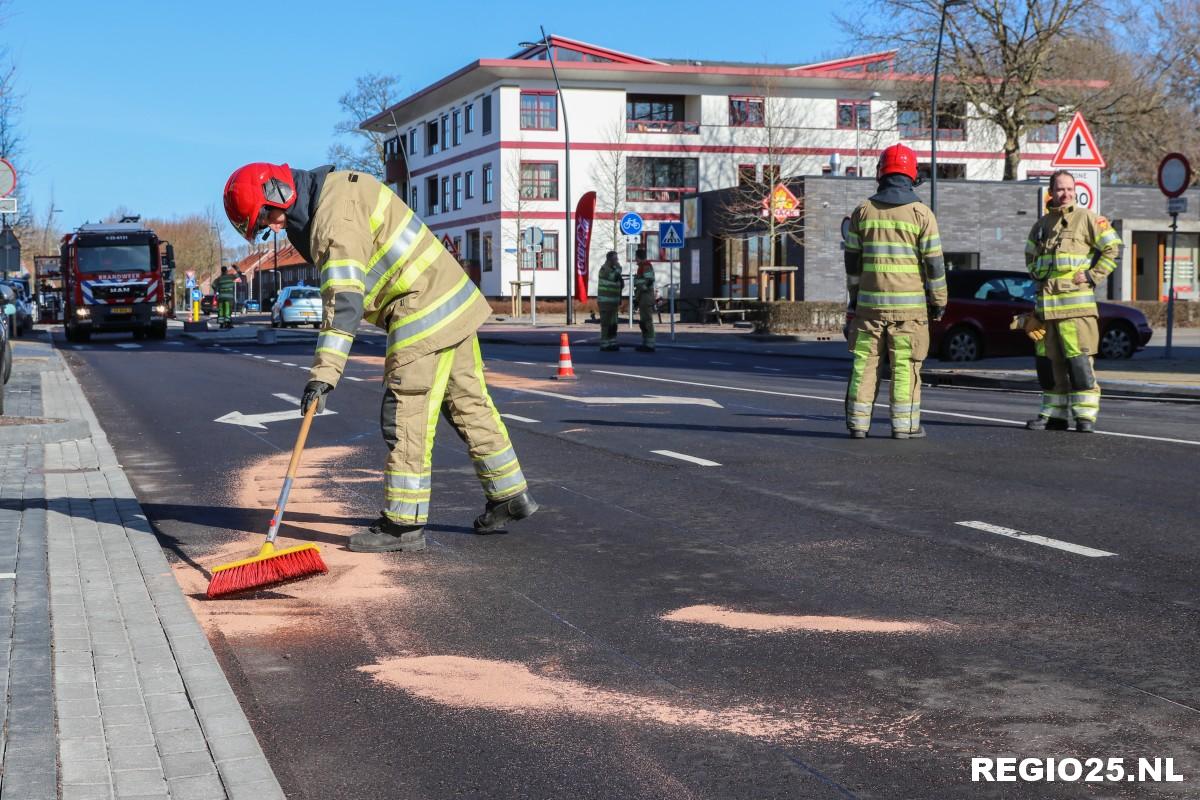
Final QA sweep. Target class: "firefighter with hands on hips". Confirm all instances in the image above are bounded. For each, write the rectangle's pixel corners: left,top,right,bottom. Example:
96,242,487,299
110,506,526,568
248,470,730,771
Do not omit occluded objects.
843,143,947,440
212,265,237,329
1023,170,1121,433
633,247,656,352
597,251,624,352
223,163,538,552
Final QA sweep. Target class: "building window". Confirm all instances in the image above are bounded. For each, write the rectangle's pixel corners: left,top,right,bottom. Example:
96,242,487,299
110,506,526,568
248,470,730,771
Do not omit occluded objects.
452,236,463,260
452,109,462,146
916,162,966,180
531,231,559,270
440,114,450,151
409,128,417,156
482,94,492,134
466,229,480,261
837,100,872,130
625,93,697,134
729,96,764,127
520,91,558,130
482,232,493,271
738,164,756,186
441,176,450,213
520,161,559,200
410,185,418,210
465,103,475,133
626,156,699,202
452,173,463,210
898,101,966,141
1027,107,1058,144
425,119,439,155
465,170,475,199
483,163,494,203
425,176,438,216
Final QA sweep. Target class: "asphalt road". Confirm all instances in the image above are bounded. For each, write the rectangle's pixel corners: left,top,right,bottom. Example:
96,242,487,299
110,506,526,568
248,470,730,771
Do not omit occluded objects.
59,320,1199,799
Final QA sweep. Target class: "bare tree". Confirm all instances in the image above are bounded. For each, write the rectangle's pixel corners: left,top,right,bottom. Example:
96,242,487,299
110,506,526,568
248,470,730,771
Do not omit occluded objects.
328,73,404,179
502,147,535,280
716,76,807,267
590,118,628,254
842,0,1170,180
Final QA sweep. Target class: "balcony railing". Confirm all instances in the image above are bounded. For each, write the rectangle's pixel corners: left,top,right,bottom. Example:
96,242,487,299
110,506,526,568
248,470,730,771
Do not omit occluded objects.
899,125,966,142
626,186,697,202
626,119,701,135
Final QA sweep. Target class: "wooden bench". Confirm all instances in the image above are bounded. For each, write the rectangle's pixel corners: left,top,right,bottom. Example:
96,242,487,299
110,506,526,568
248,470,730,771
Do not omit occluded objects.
704,297,758,326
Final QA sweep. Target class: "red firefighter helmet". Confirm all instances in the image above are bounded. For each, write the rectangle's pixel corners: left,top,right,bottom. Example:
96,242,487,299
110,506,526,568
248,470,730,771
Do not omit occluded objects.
223,163,296,241
876,144,918,181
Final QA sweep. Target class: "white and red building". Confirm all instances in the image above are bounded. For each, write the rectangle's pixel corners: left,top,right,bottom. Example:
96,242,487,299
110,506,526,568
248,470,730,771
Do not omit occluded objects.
363,36,1063,299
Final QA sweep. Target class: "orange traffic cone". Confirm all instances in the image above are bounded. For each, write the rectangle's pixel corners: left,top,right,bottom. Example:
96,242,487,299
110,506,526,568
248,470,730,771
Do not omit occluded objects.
552,332,578,380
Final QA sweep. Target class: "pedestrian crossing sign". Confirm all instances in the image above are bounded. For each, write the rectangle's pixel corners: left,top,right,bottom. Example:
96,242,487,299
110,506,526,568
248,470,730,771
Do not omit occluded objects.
659,222,684,249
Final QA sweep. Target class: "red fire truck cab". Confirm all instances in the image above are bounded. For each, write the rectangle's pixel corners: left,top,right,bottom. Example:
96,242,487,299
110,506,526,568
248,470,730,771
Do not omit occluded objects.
60,220,169,342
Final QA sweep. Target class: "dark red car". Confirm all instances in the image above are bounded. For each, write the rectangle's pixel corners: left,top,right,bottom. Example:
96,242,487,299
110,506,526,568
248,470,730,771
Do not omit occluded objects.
933,270,1153,361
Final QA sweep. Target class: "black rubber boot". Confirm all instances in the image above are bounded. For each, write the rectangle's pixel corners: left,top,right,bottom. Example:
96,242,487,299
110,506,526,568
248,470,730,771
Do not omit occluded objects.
848,430,867,440
474,492,539,533
1075,419,1095,433
1026,416,1069,431
636,344,656,353
348,516,426,553
892,426,927,440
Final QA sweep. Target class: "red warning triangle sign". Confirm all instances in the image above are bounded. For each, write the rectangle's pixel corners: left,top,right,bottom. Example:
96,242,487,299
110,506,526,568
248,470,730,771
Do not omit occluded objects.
1051,112,1105,169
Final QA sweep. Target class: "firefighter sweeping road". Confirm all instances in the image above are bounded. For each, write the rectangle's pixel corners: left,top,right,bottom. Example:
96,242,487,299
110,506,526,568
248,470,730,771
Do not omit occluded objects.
57,322,1199,800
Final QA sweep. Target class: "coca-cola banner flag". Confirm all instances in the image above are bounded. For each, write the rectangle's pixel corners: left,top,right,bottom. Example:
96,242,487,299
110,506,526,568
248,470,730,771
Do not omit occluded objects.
573,191,597,302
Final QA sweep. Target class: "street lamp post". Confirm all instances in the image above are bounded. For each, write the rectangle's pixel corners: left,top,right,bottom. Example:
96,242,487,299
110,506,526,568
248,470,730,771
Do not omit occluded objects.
521,27,574,324
930,0,964,213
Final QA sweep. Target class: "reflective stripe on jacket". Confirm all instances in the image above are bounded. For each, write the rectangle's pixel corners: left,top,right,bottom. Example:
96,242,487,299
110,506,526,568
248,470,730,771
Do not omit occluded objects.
1025,205,1121,321
597,265,623,305
212,274,237,300
844,199,946,321
634,261,655,297
307,172,490,387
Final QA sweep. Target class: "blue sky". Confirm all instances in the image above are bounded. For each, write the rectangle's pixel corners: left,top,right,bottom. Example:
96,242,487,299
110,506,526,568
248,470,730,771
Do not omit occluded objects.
6,0,848,236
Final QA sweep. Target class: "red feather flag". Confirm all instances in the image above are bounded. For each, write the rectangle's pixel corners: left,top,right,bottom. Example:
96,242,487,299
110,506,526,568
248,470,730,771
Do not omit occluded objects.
573,191,597,302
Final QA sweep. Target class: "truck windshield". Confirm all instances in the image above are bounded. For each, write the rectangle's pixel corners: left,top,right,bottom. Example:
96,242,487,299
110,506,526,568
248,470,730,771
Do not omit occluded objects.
77,245,153,274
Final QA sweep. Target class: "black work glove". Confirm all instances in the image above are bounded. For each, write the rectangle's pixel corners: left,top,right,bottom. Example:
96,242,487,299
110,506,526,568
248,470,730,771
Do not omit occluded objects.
300,380,333,415
929,305,946,322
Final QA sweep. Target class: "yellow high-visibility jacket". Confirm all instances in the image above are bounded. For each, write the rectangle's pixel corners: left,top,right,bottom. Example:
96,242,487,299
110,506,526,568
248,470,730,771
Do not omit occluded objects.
306,171,490,387
1025,204,1121,321
844,199,946,322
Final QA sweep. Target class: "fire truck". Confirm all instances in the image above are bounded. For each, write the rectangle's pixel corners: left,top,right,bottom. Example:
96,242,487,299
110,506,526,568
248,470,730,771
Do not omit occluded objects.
60,219,170,342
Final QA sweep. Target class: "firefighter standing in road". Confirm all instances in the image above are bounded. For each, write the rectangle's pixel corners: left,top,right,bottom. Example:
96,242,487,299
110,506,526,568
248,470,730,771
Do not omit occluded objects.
212,266,237,329
1024,170,1121,433
223,163,538,552
843,143,947,439
597,251,623,352
634,247,656,352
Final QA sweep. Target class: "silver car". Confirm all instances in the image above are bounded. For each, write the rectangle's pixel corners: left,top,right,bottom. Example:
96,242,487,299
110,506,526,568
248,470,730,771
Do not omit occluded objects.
271,286,322,329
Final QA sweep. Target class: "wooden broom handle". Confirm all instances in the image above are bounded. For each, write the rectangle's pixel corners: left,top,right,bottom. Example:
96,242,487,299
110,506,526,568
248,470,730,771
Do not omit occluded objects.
287,401,319,479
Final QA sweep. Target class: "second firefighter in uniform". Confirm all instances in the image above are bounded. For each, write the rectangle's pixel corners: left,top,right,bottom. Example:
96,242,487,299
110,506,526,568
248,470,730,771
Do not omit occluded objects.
843,143,947,440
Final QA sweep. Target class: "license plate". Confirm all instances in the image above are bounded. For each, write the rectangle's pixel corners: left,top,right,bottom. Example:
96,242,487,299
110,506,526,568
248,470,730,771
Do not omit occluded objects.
110,306,133,314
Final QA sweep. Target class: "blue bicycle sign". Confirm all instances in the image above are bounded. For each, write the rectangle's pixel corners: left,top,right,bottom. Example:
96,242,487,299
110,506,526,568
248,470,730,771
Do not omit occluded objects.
619,212,644,237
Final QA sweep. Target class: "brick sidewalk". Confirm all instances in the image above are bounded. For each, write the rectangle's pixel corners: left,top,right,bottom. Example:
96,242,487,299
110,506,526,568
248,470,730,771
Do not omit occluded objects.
1,337,284,800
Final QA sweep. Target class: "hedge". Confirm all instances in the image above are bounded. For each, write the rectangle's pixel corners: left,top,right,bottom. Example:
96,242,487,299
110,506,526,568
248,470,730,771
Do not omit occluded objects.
1110,301,1200,328
755,301,846,333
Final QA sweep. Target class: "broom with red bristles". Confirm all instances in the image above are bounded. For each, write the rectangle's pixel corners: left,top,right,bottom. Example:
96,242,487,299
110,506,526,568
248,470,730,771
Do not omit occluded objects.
207,401,328,598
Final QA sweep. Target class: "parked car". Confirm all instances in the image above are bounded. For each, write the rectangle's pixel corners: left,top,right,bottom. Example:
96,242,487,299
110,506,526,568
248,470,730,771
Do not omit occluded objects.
934,270,1153,361
0,280,34,338
271,286,322,328
0,285,14,414
243,299,261,312
200,294,218,315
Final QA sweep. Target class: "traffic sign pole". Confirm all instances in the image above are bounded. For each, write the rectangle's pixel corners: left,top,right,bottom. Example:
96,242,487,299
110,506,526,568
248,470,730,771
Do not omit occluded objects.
1157,153,1192,360
658,222,685,341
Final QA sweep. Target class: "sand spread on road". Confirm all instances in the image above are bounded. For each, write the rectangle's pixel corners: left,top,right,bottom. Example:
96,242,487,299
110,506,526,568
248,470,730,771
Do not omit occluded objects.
661,604,950,634
359,654,917,747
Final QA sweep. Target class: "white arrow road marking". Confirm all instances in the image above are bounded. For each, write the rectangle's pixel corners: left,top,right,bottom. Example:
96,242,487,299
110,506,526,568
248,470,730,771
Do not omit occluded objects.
506,387,722,408
501,413,540,423
592,370,1200,447
652,450,721,467
214,408,337,429
956,521,1116,558
344,376,365,382
273,393,301,405
754,366,782,372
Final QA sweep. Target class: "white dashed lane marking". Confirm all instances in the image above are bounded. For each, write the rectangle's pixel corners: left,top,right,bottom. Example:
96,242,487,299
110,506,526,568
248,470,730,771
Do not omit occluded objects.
501,413,540,423
651,450,721,467
955,521,1116,558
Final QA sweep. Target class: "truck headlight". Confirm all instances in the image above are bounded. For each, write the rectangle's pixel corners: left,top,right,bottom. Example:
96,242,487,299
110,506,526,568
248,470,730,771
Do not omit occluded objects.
75,307,90,319
153,304,166,315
